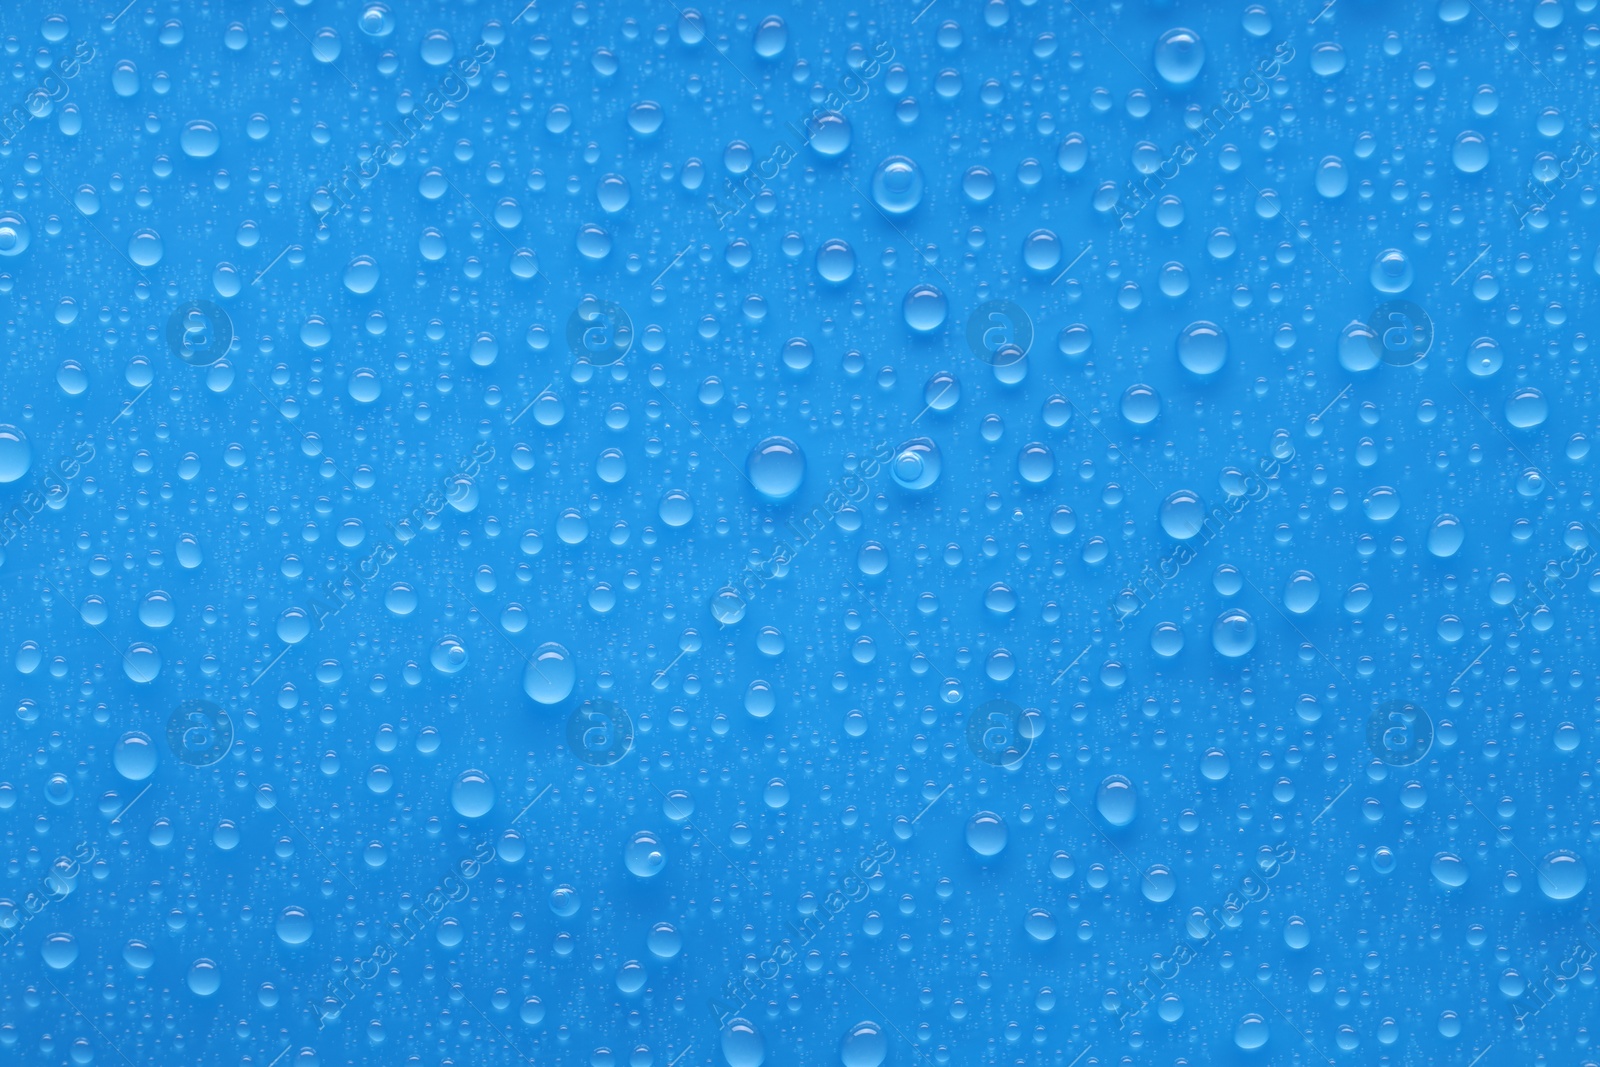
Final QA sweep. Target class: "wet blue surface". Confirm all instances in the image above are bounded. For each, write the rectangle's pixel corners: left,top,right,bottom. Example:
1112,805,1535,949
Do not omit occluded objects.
1,2,1598,1065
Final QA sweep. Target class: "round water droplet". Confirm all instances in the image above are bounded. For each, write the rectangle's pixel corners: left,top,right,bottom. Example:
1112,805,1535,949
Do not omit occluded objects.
430,635,468,674
807,112,851,156
965,811,1008,857
891,438,941,490
1428,514,1464,558
747,437,805,500
1234,1014,1269,1051
1017,442,1054,484
128,228,164,267
721,1018,765,1067
1177,321,1227,375
180,120,220,159
1431,852,1468,888
1096,775,1138,827
1022,229,1062,273
187,958,221,996
344,255,379,294
1121,383,1161,424
626,830,666,878
276,906,313,945
753,15,787,58
1467,337,1502,377
1153,27,1206,86
1142,865,1176,903
1159,489,1206,539
816,238,856,283
870,156,924,214
1212,608,1257,657
0,213,32,256
124,643,162,683
903,285,948,333
524,642,576,704
1284,571,1320,614
113,732,159,781
0,425,32,482
1537,851,1587,900
839,1021,887,1067
1370,248,1414,293
648,922,682,959
1506,388,1548,428
42,932,78,970
1452,130,1490,174
451,769,495,818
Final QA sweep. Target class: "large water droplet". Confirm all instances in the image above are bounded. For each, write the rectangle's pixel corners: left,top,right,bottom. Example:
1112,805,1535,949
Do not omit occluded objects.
965,811,1008,857
870,155,924,214
1153,27,1206,86
1212,608,1257,657
721,1018,766,1067
451,769,495,818
0,425,32,482
1177,321,1228,375
747,436,805,500
1096,775,1138,827
524,642,576,704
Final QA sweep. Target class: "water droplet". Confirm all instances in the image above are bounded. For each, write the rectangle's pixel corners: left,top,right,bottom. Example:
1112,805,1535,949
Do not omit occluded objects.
524,642,576,704
891,438,942,490
746,436,805,500
1153,27,1206,86
1370,248,1414,293
451,769,495,818
816,238,856,283
1537,851,1587,900
42,932,78,970
276,906,313,945
430,635,468,674
721,1018,766,1067
1429,852,1468,888
1234,1014,1269,1050
180,120,219,159
1284,571,1321,613
1142,865,1176,902
965,811,1008,857
1506,387,1548,428
1096,775,1138,827
128,228,164,267
1211,608,1257,657
1452,130,1490,174
839,1021,887,1067
1427,514,1464,558
187,958,222,996
752,15,787,59
870,156,924,214
626,830,666,878
903,285,948,333
113,732,159,781
1159,489,1206,539
1177,321,1228,375
1024,908,1058,942
0,425,32,482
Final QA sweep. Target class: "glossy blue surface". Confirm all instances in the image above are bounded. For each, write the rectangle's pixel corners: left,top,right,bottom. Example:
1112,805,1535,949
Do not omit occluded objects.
1,2,1597,1065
